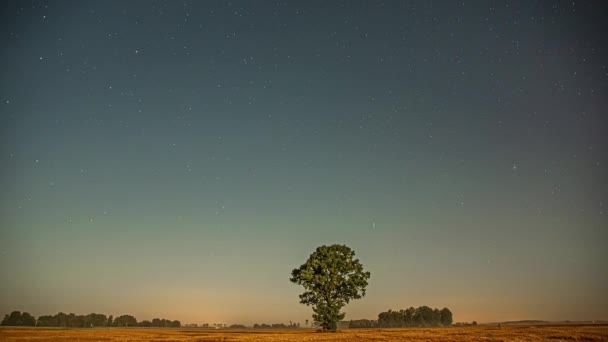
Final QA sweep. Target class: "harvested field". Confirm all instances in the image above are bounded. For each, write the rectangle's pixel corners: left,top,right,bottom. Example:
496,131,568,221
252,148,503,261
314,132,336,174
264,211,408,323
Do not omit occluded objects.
1,324,607,341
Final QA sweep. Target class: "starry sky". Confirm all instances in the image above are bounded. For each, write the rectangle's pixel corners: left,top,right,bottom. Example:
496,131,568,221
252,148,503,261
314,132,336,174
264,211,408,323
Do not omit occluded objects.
1,0,607,325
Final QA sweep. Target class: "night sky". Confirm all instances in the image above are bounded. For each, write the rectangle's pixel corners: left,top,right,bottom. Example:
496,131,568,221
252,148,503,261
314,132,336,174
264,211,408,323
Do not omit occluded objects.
1,1,607,325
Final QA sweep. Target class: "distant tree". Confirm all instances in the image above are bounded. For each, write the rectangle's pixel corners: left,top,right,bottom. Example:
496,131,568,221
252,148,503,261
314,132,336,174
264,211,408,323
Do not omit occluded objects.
286,321,299,329
107,315,113,327
440,308,453,326
1,311,36,326
2,311,20,326
21,312,36,326
349,319,377,328
432,308,441,326
229,324,247,329
146,318,178,327
139,320,152,327
84,313,107,327
37,315,57,327
377,306,453,328
404,307,416,326
410,308,422,326
305,319,309,327
420,306,435,326
290,244,370,331
113,315,137,327
67,313,82,327
55,312,68,327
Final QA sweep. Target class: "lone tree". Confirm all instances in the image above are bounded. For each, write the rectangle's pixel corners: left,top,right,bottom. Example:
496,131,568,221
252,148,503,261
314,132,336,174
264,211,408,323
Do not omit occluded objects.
290,244,370,331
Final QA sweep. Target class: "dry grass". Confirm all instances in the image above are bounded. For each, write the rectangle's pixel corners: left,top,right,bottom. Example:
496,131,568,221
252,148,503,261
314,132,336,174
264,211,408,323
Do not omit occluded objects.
1,324,607,341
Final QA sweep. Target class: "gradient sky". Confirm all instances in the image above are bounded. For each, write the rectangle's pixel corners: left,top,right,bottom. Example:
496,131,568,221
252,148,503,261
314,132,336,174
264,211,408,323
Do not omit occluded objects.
1,1,607,325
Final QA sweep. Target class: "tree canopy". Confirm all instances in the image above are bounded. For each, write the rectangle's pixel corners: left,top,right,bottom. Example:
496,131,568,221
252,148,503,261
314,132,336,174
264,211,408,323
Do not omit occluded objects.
290,244,370,331
376,306,453,327
1,311,180,328
1,311,36,326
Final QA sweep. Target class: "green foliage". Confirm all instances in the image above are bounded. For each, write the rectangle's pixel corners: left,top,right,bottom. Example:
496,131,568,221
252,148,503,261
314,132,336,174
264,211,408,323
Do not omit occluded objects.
36,315,57,327
84,313,108,327
139,320,153,327
377,306,453,327
1,311,36,326
290,244,370,331
35,312,108,327
144,318,181,327
440,308,453,326
3,310,181,328
349,319,377,328
113,314,137,327
252,322,300,329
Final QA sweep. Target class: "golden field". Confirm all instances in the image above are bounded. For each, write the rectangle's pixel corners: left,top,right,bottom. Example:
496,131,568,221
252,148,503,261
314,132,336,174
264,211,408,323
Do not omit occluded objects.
1,324,607,341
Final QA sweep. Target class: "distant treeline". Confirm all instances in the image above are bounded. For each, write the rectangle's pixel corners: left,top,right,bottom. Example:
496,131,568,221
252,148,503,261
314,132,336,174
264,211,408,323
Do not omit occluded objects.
350,306,453,328
1,311,180,328
453,321,477,326
252,322,300,329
